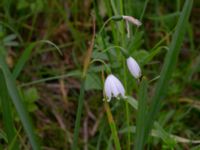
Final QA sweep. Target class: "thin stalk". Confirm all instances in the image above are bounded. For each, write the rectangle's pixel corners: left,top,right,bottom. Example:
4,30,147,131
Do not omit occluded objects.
110,0,118,15
93,0,103,28
123,60,131,150
104,1,118,45
131,0,149,52
135,77,148,150
96,117,106,150
133,0,149,41
72,79,85,150
125,100,130,149
118,0,131,148
104,101,121,150
98,17,116,35
119,0,125,44
176,0,181,12
3,0,12,24
27,13,38,42
110,0,124,60
139,0,149,21
72,17,96,150
73,0,78,22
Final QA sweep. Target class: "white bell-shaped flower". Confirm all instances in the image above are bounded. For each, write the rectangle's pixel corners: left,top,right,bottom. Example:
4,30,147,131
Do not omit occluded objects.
126,57,141,79
104,74,125,102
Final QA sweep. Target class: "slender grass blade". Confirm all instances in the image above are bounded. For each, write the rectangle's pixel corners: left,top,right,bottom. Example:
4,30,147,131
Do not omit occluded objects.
0,55,40,150
144,0,193,146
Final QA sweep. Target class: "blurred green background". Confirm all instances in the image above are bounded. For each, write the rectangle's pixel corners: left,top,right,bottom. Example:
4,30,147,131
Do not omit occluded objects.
0,0,199,149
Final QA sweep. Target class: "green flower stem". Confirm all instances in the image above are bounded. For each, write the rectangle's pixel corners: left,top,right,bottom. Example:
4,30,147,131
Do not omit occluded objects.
72,17,95,150
98,16,123,35
123,59,131,150
72,78,85,150
104,100,121,150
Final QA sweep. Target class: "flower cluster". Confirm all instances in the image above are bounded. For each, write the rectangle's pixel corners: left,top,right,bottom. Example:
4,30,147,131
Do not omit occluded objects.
103,15,142,102
104,56,141,102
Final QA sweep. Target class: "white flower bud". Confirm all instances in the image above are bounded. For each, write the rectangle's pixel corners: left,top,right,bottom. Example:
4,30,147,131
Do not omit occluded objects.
104,74,126,102
126,57,141,79
122,16,142,27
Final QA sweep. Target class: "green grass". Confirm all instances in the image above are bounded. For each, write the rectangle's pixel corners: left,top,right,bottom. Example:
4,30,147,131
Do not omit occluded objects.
0,53,40,149
0,70,19,150
135,77,148,150
0,0,199,149
144,0,193,146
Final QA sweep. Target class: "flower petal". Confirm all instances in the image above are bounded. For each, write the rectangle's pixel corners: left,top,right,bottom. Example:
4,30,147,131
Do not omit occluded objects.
127,57,141,79
115,79,125,97
110,75,125,97
104,74,126,101
104,75,112,101
110,76,120,97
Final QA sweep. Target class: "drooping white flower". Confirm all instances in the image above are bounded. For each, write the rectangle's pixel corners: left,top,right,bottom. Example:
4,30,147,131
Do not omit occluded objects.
122,16,142,27
126,57,141,79
104,74,125,102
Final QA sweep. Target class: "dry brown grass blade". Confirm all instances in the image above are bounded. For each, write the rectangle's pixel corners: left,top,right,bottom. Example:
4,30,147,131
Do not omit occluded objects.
179,97,200,110
83,15,96,77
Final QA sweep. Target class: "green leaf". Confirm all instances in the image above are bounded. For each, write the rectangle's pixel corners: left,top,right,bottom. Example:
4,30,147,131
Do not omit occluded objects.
72,79,85,150
144,0,193,146
23,87,39,103
85,73,102,90
92,51,108,60
20,87,39,112
126,96,138,110
12,43,35,79
0,55,40,150
0,70,19,149
135,77,148,150
120,123,200,144
0,129,7,142
154,122,176,149
13,40,62,79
